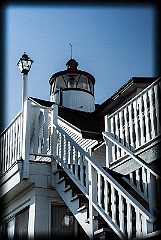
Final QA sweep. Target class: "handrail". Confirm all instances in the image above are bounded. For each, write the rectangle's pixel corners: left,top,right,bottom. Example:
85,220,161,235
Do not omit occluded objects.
0,111,22,136
102,131,161,179
53,123,155,238
105,77,161,165
0,112,23,175
108,77,161,119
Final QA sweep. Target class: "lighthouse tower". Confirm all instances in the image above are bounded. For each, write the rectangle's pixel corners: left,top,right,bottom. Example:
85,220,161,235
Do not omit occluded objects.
49,59,95,112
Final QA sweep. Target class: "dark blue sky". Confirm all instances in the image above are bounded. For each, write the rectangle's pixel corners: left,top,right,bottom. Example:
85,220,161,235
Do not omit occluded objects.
4,4,155,128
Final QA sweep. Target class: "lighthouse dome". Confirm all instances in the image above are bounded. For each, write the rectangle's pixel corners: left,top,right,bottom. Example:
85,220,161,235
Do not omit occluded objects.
49,59,95,112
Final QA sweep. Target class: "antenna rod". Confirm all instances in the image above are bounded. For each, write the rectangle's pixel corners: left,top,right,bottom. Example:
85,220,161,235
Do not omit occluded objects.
69,43,73,59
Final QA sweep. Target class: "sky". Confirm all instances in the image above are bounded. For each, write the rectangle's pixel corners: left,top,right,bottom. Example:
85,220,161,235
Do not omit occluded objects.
3,3,155,129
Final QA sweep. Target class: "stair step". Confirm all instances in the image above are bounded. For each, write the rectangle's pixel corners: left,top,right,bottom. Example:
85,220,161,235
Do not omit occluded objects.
94,228,109,235
94,227,120,239
70,193,87,202
57,176,65,184
77,204,88,212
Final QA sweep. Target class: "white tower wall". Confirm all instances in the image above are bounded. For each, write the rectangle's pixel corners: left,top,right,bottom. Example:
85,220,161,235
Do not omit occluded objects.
62,90,95,112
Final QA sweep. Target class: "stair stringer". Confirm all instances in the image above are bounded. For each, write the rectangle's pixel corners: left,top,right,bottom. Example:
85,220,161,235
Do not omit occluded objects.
54,168,93,238
52,124,156,239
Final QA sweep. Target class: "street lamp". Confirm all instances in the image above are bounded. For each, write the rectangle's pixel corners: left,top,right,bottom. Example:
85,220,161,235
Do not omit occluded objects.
17,52,33,115
17,52,33,75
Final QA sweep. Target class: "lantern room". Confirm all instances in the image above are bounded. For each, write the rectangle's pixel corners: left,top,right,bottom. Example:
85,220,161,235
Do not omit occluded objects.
49,59,95,112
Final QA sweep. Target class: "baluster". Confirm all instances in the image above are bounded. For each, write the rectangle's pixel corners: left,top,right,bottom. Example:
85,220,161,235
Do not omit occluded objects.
128,103,135,151
4,132,7,172
14,121,18,161
33,107,40,154
104,180,109,215
7,129,10,170
69,143,73,172
148,87,155,139
57,132,60,158
136,168,141,192
9,125,13,166
147,170,158,215
126,201,132,239
42,109,48,154
13,122,16,163
16,118,19,159
119,110,125,157
110,117,116,162
143,92,151,142
19,114,23,158
11,123,14,163
80,154,84,186
75,149,78,178
106,116,113,166
65,138,68,166
85,159,89,190
124,106,129,149
119,194,125,234
88,163,98,234
153,83,160,135
115,114,120,159
61,134,64,163
97,172,102,207
133,100,140,148
136,211,142,237
138,96,145,145
0,137,3,174
111,186,117,224
3,134,5,173
141,215,148,235
129,172,134,186
142,167,148,198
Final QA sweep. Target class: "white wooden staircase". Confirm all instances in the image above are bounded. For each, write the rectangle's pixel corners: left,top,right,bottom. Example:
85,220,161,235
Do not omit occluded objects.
51,124,160,239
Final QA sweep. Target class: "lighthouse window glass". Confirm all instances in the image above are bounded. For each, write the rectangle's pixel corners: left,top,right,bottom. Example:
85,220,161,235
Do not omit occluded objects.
55,76,66,90
77,76,88,91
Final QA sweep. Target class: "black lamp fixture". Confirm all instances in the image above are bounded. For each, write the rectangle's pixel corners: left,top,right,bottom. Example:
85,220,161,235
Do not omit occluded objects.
67,75,76,88
17,52,33,75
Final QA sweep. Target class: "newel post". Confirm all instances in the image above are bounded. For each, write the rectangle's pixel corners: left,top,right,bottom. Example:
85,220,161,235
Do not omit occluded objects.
51,103,58,173
105,115,112,167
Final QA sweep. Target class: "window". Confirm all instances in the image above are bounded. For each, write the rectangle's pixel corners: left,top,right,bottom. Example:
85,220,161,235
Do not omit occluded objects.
14,207,29,240
51,204,88,240
51,204,75,239
1,218,15,240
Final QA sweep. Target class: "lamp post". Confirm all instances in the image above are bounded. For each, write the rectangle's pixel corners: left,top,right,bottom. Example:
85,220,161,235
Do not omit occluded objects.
17,52,33,115
17,52,33,179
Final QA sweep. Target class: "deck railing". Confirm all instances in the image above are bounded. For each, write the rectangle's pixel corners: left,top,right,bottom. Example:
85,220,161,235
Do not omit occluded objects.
103,131,161,217
0,112,22,175
105,78,161,164
54,124,155,239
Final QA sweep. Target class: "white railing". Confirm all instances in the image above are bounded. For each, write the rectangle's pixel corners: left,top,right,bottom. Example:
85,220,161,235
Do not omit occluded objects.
127,168,161,216
54,124,156,239
0,112,22,175
105,78,161,164
29,106,52,160
103,131,161,217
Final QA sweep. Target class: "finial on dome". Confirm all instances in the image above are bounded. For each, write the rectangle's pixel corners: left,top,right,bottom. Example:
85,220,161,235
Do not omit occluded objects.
66,59,78,70
69,43,73,59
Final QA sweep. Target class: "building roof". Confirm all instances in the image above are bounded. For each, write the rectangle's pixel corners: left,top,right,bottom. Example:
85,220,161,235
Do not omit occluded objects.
58,106,104,139
94,77,158,116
